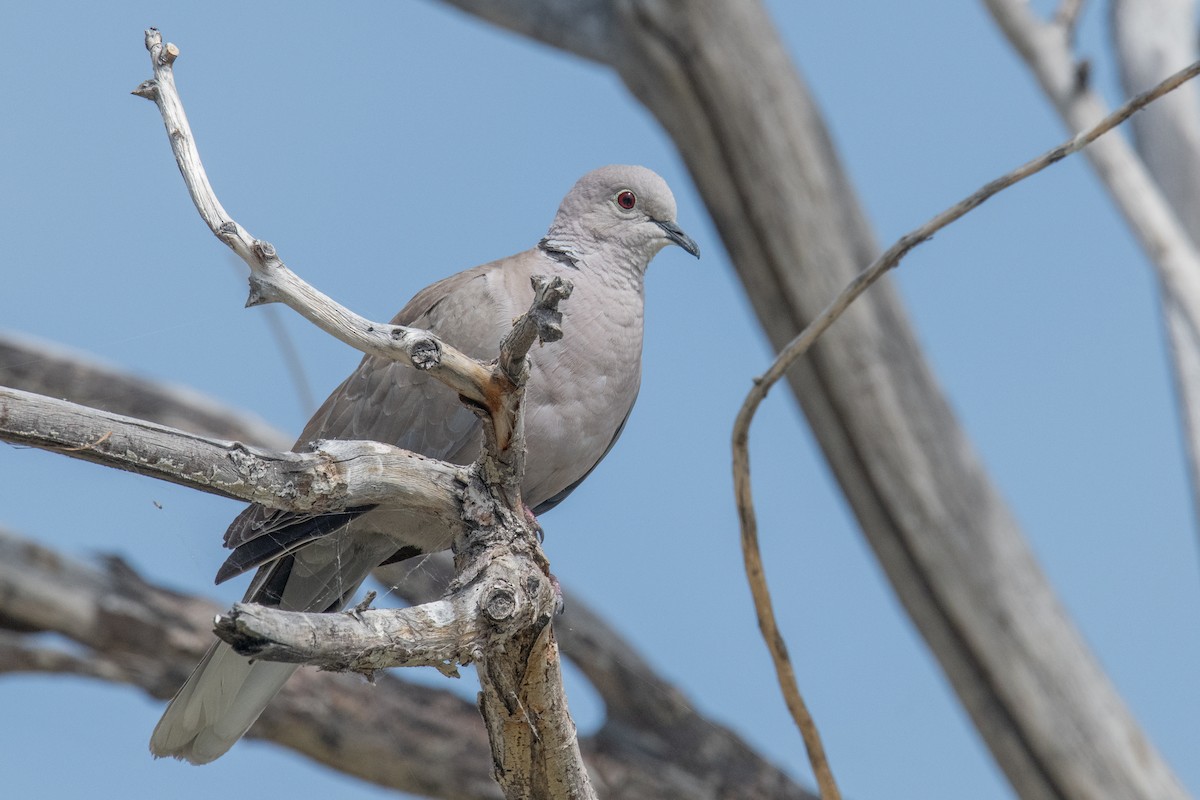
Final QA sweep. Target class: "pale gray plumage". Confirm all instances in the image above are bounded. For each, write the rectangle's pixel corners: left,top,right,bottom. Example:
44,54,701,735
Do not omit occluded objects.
149,164,699,764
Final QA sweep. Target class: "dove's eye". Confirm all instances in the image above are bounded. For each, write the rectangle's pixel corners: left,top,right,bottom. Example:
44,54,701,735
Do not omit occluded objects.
616,190,637,210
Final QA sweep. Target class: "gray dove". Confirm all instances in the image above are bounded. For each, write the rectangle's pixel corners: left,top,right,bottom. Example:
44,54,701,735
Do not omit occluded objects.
150,164,699,763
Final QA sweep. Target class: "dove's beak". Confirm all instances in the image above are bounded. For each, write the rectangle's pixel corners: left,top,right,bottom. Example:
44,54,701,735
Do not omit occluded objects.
656,219,700,258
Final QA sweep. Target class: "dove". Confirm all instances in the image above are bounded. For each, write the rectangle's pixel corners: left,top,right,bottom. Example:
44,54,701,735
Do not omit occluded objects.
150,164,699,763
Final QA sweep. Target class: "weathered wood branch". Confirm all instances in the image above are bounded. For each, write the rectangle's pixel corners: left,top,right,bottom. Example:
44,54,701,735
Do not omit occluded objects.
0,332,291,449
0,334,812,799
380,553,819,799
217,599,471,674
733,50,1200,800
125,28,593,800
215,534,555,677
0,326,758,762
0,386,466,524
213,514,593,800
0,526,814,799
986,0,1200,551
130,28,494,408
0,526,503,799
433,2,1190,799
1111,0,1200,536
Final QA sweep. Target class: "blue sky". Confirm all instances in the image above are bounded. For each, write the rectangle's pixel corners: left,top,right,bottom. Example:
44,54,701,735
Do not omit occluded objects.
1,2,1197,799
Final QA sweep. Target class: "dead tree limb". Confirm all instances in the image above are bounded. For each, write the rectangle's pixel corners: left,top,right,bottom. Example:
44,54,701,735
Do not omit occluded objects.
433,2,1191,798
734,50,1200,800
0,331,813,798
0,385,465,521
986,0,1200,545
0,525,814,800
131,29,493,410
0,332,291,449
0,286,583,798
2,26,597,800
1111,0,1200,536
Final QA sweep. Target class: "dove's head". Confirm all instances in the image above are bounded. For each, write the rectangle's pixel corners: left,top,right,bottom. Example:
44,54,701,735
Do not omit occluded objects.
542,165,700,270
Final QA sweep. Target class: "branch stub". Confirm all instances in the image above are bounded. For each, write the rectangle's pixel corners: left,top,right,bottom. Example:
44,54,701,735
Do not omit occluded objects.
484,582,518,623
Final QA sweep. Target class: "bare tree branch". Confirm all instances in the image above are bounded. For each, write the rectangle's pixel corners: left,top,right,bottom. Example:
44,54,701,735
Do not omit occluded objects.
0,327,754,768
0,329,811,799
0,386,466,525
434,2,1191,799
384,554,826,799
735,49,1200,800
214,521,554,677
1112,0,1200,214
127,28,604,798
0,525,814,799
0,526,505,798
0,332,290,449
1111,0,1200,536
0,632,139,683
130,29,495,411
985,0,1200,545
438,0,614,63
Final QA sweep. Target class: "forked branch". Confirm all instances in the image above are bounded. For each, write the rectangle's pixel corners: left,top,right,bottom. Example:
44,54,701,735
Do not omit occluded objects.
128,27,593,799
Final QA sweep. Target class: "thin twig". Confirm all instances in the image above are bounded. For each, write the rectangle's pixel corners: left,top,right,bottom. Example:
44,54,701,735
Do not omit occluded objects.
229,254,316,415
260,305,317,414
731,56,1200,800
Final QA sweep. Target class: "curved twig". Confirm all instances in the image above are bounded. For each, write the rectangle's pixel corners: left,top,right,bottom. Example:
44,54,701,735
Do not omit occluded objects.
732,56,1200,800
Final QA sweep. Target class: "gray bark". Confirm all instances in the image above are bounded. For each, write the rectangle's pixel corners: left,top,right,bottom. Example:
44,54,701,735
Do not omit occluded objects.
0,525,814,799
3,3,1191,798
0,385,465,522
436,1,1189,798
0,332,815,799
0,332,290,449
1112,0,1200,535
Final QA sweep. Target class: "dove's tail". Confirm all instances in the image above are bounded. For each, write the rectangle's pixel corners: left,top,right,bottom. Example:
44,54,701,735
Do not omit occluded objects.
150,534,395,763
149,639,297,764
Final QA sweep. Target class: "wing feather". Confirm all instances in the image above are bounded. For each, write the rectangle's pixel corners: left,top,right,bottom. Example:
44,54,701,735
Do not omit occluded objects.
219,254,536,573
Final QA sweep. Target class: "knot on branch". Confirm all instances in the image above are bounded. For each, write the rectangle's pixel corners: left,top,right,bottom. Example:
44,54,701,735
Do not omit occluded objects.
227,443,268,483
217,220,239,243
404,333,442,370
253,239,279,264
484,581,517,623
130,80,158,100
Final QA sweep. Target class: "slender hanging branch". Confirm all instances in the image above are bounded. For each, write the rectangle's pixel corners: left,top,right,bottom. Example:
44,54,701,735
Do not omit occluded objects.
731,55,1200,800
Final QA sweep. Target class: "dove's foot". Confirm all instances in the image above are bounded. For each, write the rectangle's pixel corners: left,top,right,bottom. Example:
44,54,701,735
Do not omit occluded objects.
523,504,545,542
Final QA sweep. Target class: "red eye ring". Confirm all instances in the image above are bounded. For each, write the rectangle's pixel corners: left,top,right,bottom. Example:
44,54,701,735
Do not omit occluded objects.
616,190,637,210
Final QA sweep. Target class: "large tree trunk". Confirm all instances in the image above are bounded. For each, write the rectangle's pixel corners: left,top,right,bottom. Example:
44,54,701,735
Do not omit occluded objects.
437,1,1189,798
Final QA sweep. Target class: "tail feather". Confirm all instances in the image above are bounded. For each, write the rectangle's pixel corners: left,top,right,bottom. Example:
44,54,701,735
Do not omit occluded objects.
150,532,395,763
151,644,296,763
